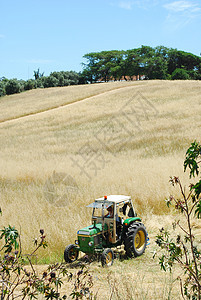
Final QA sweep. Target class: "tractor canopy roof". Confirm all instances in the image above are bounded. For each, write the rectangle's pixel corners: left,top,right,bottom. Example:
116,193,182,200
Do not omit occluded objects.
87,195,131,209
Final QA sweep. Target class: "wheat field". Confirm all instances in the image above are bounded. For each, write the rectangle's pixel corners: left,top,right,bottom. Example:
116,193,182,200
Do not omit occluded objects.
0,80,200,261
1,80,201,298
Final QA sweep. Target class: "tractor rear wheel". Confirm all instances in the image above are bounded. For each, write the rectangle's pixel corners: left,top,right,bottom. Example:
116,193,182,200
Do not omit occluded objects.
64,244,79,263
124,222,147,258
101,248,114,267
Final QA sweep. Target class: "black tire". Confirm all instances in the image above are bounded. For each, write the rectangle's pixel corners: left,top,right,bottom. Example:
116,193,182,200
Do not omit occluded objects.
64,244,79,263
101,248,114,267
124,222,147,258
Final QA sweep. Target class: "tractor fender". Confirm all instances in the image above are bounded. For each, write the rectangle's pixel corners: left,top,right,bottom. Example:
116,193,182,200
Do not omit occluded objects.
123,217,142,226
121,217,142,240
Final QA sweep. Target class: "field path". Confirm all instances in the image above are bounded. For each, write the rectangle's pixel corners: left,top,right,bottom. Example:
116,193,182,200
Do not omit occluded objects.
0,84,138,126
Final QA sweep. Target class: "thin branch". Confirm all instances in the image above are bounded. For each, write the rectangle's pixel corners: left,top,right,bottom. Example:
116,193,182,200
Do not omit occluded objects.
7,274,22,299
177,222,190,237
178,179,187,202
185,203,201,298
182,242,189,266
189,199,200,216
18,229,22,257
175,257,197,284
186,188,194,201
26,256,36,277
179,277,185,300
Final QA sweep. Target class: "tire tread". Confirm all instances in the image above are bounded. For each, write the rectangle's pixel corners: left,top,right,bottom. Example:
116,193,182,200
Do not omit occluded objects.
124,222,147,257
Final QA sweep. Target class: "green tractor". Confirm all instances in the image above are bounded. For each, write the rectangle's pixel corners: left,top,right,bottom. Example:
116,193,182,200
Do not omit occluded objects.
64,195,148,267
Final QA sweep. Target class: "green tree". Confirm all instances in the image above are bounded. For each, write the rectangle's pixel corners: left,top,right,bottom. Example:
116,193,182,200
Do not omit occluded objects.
78,68,92,84
147,46,169,79
24,79,35,90
124,48,142,80
0,77,7,97
172,68,190,80
42,76,59,88
0,83,5,97
5,79,21,95
65,70,80,85
167,49,201,78
167,48,182,74
34,78,44,88
50,71,65,86
50,71,80,86
146,56,168,79
179,51,201,72
33,68,44,80
82,46,171,82
98,50,124,81
82,52,102,83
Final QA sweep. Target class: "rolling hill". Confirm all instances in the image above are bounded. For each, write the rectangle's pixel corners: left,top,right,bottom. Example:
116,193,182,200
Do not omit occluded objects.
1,80,201,298
0,79,200,257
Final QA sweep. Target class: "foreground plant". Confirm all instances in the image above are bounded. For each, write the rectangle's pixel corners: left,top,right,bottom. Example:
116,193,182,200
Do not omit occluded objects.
156,141,201,299
0,224,94,299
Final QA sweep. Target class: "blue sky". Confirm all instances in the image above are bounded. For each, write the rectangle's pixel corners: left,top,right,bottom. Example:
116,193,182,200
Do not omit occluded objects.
1,0,201,80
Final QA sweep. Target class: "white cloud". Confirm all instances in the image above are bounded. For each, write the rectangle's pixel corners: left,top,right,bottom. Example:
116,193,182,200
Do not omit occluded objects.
163,1,201,30
113,0,200,15
118,1,133,10
164,0,200,12
110,0,163,10
134,0,161,9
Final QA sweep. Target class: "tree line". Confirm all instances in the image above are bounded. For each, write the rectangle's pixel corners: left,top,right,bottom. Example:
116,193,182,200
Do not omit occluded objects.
82,45,201,83
1,45,201,97
0,70,80,97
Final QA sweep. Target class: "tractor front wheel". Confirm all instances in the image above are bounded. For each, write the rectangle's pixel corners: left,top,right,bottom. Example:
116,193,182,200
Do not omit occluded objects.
124,222,147,258
64,244,79,263
101,248,114,267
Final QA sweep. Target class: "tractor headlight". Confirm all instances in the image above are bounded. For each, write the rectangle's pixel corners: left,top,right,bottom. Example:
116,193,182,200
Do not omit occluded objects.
75,240,79,245
88,241,94,247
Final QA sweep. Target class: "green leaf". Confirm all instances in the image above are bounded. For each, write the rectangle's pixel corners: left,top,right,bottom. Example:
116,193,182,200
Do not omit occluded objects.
0,225,19,253
195,200,201,219
184,141,201,178
192,180,201,200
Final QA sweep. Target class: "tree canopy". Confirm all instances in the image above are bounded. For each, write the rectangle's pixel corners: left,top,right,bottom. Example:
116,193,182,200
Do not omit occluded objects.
82,46,201,83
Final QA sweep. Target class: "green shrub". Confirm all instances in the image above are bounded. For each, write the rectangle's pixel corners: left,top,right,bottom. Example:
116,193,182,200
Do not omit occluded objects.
0,82,6,97
24,79,35,91
50,71,80,86
171,68,190,80
42,76,59,88
35,78,44,88
5,79,21,95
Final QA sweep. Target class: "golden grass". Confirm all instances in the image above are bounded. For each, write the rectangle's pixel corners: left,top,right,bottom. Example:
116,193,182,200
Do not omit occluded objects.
0,81,141,122
0,80,200,260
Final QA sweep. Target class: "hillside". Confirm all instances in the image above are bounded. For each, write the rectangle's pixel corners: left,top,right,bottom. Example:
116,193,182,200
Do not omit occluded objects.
0,80,201,298
0,80,200,255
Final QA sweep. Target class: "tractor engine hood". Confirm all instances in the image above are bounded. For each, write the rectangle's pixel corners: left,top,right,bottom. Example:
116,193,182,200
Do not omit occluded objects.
77,223,107,236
